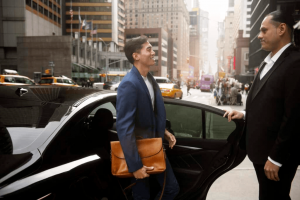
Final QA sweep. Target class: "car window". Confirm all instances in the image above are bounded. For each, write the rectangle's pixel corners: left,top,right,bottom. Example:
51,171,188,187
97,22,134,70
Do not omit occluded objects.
24,78,35,85
174,85,179,89
15,77,27,83
205,112,236,139
4,76,15,83
90,102,116,117
56,78,63,83
156,79,167,83
40,79,54,84
165,104,202,138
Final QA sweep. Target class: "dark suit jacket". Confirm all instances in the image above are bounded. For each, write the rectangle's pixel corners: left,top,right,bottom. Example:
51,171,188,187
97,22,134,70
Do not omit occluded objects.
116,66,166,173
244,45,300,165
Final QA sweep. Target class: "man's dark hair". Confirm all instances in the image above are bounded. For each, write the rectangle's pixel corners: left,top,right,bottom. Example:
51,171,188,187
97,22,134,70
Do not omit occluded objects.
124,36,148,64
267,10,296,43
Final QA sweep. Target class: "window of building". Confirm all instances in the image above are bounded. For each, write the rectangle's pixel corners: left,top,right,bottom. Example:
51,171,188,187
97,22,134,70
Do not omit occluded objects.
57,7,60,14
246,24,250,28
39,4,43,14
26,0,31,7
49,1,52,9
53,4,57,12
247,5,251,8
244,52,249,61
33,1,38,10
247,11,251,15
247,18,250,21
246,31,250,34
58,17,61,24
44,8,48,17
43,0,48,5
49,12,53,20
54,14,57,22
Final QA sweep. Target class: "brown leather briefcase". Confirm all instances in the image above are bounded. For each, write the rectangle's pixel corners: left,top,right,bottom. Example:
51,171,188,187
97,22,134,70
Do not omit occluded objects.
110,138,166,178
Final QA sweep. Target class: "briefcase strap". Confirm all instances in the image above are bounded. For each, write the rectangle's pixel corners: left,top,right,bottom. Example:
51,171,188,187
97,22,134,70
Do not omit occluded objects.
118,171,167,200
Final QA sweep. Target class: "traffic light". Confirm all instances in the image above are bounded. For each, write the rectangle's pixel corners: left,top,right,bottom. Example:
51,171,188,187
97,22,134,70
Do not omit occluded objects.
186,58,189,64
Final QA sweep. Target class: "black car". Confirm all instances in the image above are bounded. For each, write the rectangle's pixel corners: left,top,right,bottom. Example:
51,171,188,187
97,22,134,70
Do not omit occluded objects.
0,86,246,200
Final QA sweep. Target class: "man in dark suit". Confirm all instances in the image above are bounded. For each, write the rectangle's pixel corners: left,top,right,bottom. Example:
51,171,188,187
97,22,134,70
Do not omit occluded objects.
116,36,179,199
224,10,300,200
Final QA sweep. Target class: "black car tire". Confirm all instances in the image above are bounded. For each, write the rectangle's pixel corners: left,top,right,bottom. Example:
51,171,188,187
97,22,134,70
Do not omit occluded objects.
180,94,182,99
0,123,13,154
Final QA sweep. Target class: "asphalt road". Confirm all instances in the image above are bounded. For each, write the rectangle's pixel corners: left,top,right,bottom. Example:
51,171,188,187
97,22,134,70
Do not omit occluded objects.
179,86,300,200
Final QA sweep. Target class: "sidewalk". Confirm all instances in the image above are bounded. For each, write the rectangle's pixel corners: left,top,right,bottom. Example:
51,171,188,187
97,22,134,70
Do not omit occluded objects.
207,157,300,200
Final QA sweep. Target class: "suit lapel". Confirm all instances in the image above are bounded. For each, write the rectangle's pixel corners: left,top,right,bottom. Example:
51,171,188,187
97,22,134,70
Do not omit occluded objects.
250,46,291,102
246,61,265,105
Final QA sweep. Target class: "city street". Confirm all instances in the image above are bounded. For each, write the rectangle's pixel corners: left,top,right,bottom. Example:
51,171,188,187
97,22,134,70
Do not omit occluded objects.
179,86,300,200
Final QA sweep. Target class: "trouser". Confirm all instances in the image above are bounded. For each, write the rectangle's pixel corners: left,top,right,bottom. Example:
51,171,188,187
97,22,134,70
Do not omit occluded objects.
253,162,298,200
131,157,180,200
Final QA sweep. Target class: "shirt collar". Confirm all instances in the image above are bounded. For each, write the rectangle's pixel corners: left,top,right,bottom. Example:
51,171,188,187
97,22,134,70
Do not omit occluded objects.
141,75,148,81
264,43,291,64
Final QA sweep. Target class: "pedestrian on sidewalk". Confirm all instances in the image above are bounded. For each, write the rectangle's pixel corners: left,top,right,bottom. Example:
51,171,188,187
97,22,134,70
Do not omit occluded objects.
187,81,191,96
224,10,300,200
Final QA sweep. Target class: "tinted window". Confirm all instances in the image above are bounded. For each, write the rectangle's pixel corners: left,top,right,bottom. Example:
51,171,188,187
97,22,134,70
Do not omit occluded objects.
63,79,75,84
204,78,210,81
90,102,116,117
4,76,14,83
165,104,202,138
56,78,63,83
205,112,236,139
174,85,179,89
40,79,54,84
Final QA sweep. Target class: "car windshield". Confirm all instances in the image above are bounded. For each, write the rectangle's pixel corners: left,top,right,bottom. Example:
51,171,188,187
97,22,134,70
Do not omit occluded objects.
40,79,54,84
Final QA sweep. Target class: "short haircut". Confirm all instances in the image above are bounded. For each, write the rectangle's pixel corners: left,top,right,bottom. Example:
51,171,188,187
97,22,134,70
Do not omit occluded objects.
267,10,295,39
124,36,148,64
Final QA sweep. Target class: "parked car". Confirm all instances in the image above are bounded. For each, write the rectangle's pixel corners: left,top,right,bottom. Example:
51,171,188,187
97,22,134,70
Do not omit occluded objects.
39,76,79,87
160,83,183,99
93,82,104,90
0,86,246,200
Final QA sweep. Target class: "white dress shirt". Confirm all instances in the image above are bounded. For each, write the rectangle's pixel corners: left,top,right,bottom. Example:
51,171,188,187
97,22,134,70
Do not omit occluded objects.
242,43,291,167
142,75,154,110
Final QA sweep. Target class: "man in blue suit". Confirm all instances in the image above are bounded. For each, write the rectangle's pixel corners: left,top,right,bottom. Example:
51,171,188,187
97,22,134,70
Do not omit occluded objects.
116,36,180,199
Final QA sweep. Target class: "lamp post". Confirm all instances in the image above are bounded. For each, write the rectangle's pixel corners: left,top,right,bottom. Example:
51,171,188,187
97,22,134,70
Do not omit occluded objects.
99,38,108,82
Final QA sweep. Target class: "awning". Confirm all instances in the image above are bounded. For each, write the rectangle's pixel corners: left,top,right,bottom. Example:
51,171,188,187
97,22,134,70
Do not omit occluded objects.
72,63,95,70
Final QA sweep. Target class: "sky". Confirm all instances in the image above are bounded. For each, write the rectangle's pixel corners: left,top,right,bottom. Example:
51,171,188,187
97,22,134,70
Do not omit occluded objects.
187,0,229,74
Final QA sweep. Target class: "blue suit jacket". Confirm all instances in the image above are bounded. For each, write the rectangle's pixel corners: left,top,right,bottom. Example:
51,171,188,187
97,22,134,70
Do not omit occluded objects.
116,66,166,173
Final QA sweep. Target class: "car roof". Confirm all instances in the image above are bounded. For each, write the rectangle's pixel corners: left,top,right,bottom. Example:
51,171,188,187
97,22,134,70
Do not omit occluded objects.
159,83,175,89
0,86,115,115
0,75,31,78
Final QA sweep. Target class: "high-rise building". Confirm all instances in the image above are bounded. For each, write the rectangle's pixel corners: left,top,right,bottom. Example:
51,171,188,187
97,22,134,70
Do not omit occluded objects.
232,0,252,80
189,7,200,80
223,11,234,75
0,0,62,73
64,0,125,52
124,0,190,78
199,9,209,74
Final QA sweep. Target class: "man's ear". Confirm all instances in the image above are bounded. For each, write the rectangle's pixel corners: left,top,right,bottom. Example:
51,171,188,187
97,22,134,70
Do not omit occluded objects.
278,23,287,36
132,52,140,62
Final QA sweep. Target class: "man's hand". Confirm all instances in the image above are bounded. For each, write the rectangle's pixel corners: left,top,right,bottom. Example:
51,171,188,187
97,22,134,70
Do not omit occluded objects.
164,129,176,149
133,165,154,179
264,160,280,181
223,110,244,122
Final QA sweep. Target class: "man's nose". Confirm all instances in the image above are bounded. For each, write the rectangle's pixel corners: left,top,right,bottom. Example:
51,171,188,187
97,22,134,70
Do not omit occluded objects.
257,32,262,39
151,50,155,55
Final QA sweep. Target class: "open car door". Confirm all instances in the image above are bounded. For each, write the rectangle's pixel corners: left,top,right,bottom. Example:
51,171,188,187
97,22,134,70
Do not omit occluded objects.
163,99,246,200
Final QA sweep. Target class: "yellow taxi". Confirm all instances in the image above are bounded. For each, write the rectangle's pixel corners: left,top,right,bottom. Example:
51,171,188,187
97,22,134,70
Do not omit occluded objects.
160,83,183,99
39,76,79,87
0,69,36,86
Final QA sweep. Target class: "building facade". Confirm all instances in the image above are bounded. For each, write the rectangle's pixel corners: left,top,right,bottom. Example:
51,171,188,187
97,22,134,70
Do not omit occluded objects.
189,8,200,80
223,12,234,75
124,28,177,78
124,0,189,78
64,0,125,51
0,0,62,74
